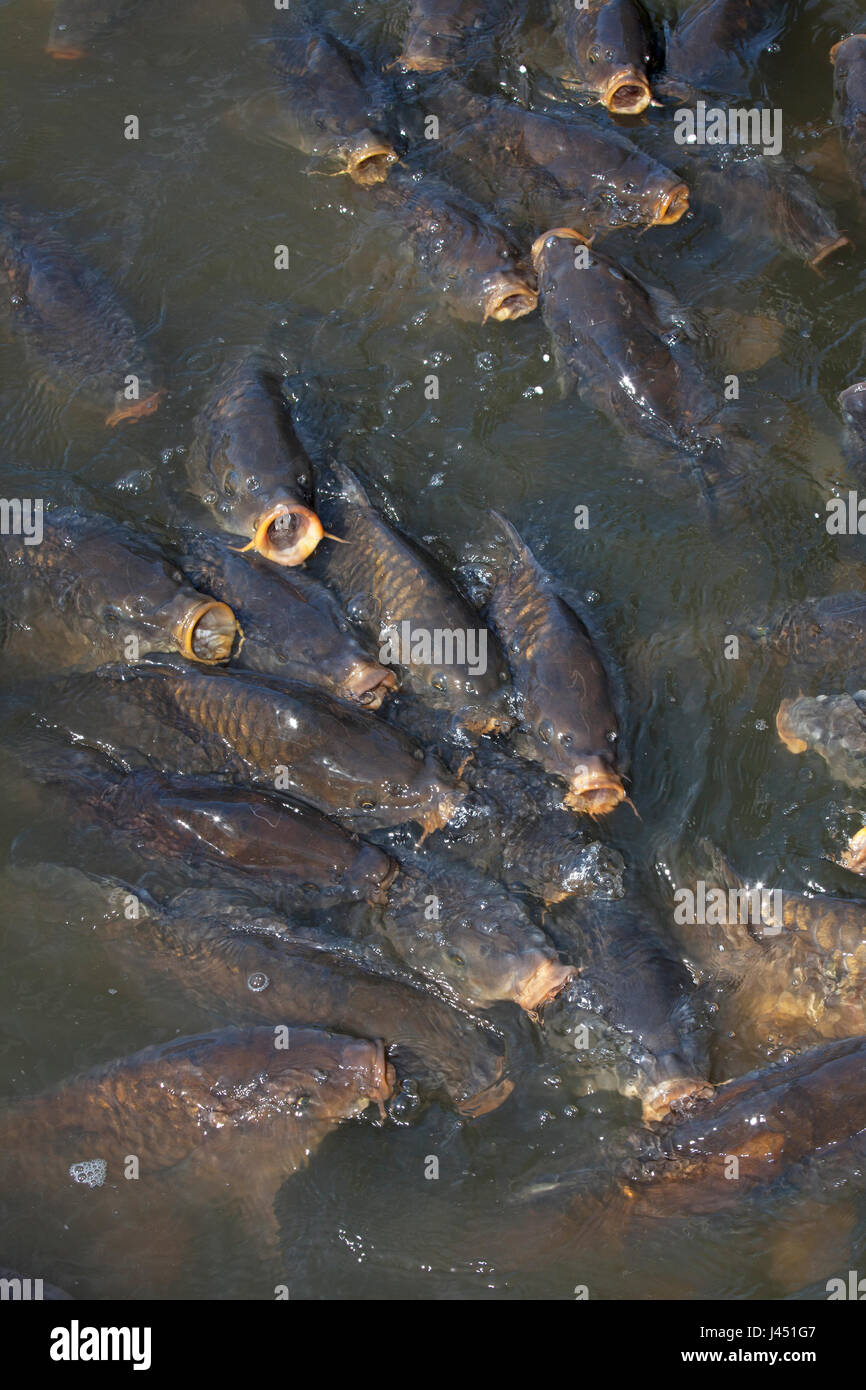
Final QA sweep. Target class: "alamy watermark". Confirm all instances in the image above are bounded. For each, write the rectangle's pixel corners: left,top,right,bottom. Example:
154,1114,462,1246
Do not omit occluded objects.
378,621,488,677
674,101,782,157
0,497,43,544
674,880,783,934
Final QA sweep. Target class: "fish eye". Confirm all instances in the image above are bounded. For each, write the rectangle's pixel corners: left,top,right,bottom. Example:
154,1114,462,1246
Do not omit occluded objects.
607,730,618,743
431,673,448,692
538,719,555,745
223,470,240,498
588,46,600,63
560,732,573,748
246,475,260,493
447,950,465,967
357,792,377,810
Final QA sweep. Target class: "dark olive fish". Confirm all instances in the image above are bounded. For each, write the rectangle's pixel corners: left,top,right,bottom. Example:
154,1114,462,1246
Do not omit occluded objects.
0,203,162,426
695,157,850,270
416,79,689,232
376,849,576,1013
484,515,625,816
531,228,742,498
393,0,495,71
93,890,513,1117
370,169,538,323
0,509,239,670
763,591,866,691
545,888,712,1124
662,0,799,100
180,534,396,710
832,32,866,193
46,0,143,60
17,741,397,906
256,28,397,186
0,1027,393,1258
552,0,656,114
776,690,866,788
91,656,464,835
187,359,329,567
312,461,511,735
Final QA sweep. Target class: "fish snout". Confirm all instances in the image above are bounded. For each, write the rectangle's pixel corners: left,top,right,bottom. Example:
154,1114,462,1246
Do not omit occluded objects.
651,183,690,227
174,599,240,664
602,68,652,116
482,278,539,324
530,227,589,272
513,955,578,1015
346,135,399,187
246,502,325,567
776,699,808,754
342,662,399,710
639,1061,714,1126
105,388,165,428
563,758,627,817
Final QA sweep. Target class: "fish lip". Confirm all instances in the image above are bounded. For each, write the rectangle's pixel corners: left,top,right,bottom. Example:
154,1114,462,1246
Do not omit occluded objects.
830,34,866,64
456,1069,515,1118
602,69,652,115
563,763,626,817
392,51,448,72
367,1039,396,1118
346,138,398,187
342,662,399,710
530,226,589,270
45,43,88,60
640,1078,714,1125
808,235,852,270
482,281,539,324
250,502,324,567
652,183,690,227
840,827,866,875
458,706,514,737
174,599,239,664
105,389,165,428
514,958,577,1014
776,699,808,754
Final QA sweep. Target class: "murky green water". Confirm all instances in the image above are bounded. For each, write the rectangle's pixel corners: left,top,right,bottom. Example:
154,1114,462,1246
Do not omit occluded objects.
3,0,866,1299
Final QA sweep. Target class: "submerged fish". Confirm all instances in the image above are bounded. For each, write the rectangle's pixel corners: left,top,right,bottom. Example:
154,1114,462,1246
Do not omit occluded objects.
0,202,162,426
662,0,799,101
695,157,850,270
832,31,866,194
0,1026,393,1266
552,0,657,114
763,591,866,691
484,515,626,816
180,534,396,710
89,656,464,835
0,509,238,670
416,79,689,232
393,0,496,72
370,169,538,323
187,359,328,567
776,690,866,788
93,887,513,1117
312,460,511,735
255,27,397,186
46,0,143,60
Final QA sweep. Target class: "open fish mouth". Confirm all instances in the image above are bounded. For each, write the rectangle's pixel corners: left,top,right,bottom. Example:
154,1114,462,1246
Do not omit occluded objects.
482,281,539,323
530,226,589,269
776,699,808,754
652,183,690,226
602,69,652,115
342,662,399,710
173,600,240,664
564,761,627,817
242,502,325,567
514,958,577,1014
346,137,399,187
640,1077,714,1125
105,389,165,428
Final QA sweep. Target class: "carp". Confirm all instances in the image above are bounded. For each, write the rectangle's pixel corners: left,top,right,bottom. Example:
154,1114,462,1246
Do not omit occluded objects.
552,0,657,114
0,202,162,427
662,0,799,101
776,690,866,788
393,0,496,72
0,509,239,670
694,156,850,270
483,514,626,816
186,359,329,567
180,534,396,710
370,169,538,323
832,32,866,193
311,460,511,735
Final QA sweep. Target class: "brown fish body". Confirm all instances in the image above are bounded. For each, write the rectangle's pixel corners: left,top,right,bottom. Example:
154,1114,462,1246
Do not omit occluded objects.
96,657,463,834
96,895,513,1117
553,0,656,114
532,229,722,443
417,79,689,231
485,515,625,816
395,0,494,71
663,0,799,100
766,592,866,692
266,29,397,185
180,534,396,710
47,0,143,59
188,359,326,567
0,203,162,426
832,32,866,193
695,157,849,270
379,848,576,1013
0,1025,392,1207
0,509,238,670
776,690,866,788
371,169,538,323
312,462,511,735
